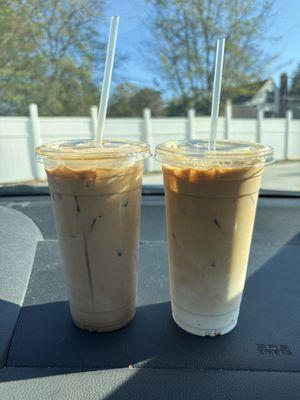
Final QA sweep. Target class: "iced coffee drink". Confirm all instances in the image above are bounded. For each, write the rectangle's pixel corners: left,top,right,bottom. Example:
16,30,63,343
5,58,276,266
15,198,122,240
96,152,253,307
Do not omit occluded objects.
155,140,273,336
36,139,150,332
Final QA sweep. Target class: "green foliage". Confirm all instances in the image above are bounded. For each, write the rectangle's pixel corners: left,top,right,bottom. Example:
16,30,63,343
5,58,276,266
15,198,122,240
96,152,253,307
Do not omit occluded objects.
0,0,104,115
108,83,164,117
165,94,210,116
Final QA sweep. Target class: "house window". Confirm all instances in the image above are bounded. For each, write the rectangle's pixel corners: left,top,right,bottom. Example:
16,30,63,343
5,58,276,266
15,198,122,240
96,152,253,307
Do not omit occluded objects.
266,91,275,103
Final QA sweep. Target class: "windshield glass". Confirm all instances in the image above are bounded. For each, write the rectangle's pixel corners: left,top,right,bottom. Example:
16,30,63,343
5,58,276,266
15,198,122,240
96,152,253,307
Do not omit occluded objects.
0,0,299,193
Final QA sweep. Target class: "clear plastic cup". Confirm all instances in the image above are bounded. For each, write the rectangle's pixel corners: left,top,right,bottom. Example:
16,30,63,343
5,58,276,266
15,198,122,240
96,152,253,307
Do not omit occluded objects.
155,139,273,336
36,139,150,332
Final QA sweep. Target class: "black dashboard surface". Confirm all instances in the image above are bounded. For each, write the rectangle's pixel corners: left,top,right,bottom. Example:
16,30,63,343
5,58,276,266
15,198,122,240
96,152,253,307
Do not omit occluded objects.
0,193,300,399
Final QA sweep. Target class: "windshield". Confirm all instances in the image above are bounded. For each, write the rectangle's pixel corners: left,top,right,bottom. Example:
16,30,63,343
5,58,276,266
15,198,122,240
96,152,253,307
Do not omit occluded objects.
0,0,299,193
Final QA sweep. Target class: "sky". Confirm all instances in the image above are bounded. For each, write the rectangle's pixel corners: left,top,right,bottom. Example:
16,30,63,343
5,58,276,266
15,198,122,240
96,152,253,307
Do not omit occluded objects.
102,0,300,93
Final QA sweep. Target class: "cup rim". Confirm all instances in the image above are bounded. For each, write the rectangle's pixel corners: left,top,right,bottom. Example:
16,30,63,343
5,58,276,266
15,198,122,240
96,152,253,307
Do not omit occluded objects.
154,139,274,167
36,139,151,161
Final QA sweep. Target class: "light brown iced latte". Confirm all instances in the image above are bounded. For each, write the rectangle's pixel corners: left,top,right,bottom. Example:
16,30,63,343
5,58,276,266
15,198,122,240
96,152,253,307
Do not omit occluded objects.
155,140,273,336
36,140,150,332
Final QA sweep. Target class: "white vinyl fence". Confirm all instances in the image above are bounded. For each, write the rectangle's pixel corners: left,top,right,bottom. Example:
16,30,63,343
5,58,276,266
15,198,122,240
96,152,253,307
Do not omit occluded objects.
0,103,300,183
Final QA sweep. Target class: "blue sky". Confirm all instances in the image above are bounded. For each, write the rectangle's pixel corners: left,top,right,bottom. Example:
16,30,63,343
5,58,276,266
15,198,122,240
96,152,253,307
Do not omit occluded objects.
103,0,300,92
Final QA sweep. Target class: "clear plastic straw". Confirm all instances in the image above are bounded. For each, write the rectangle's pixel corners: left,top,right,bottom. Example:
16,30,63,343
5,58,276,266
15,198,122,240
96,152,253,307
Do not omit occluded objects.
96,16,120,146
208,38,225,152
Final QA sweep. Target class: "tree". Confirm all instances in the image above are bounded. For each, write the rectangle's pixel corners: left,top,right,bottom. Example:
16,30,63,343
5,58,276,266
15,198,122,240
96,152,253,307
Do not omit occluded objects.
130,88,164,116
289,65,300,118
0,0,105,115
108,83,137,117
146,0,276,113
290,65,300,98
108,83,164,117
165,95,210,116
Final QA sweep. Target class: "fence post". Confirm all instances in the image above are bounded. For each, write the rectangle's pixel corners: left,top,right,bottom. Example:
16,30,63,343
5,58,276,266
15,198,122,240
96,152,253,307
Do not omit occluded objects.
224,99,232,140
29,103,44,180
256,109,263,143
143,108,153,172
90,105,98,140
187,108,195,140
285,109,292,160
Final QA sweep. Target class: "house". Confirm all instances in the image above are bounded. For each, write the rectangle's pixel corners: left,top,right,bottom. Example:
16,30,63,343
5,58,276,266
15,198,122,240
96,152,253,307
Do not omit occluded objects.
232,78,281,118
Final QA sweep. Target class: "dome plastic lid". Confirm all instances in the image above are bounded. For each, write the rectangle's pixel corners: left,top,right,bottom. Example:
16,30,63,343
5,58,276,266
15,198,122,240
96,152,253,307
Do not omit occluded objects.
155,139,274,168
36,139,151,161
